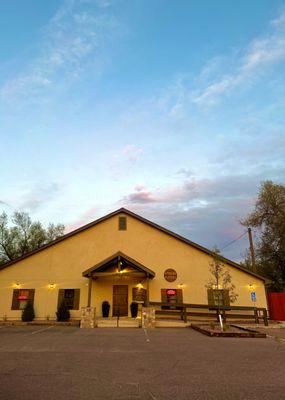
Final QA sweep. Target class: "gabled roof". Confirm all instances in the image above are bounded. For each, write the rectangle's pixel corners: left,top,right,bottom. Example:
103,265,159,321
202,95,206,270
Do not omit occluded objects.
82,251,156,278
0,207,267,282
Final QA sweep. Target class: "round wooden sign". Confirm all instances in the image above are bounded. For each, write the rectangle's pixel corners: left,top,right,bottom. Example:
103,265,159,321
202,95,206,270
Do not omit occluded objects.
164,268,177,282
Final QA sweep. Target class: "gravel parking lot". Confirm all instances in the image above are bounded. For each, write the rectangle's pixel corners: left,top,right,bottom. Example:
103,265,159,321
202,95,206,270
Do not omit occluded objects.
0,325,284,400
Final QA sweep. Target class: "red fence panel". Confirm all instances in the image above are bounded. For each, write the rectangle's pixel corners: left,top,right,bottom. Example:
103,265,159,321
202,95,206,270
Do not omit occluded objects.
267,292,285,321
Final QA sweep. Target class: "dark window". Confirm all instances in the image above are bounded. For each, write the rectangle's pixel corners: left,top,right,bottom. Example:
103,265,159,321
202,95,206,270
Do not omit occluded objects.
161,288,183,310
57,289,80,310
118,216,127,231
11,289,35,310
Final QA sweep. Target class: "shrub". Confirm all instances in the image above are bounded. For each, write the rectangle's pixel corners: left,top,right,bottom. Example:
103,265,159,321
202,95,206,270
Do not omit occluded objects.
102,301,110,318
22,301,35,322
130,302,138,318
56,300,70,322
209,321,215,330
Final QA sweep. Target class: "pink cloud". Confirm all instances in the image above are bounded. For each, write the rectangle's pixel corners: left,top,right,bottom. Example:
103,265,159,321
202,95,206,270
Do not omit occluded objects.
122,144,143,162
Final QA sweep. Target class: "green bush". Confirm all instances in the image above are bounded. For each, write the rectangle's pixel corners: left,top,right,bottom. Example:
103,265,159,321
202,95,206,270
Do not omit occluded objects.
22,301,35,322
102,301,110,318
56,300,70,322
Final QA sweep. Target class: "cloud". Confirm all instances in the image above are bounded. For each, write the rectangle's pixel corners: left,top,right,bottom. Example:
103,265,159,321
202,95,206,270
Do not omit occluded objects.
122,144,143,162
119,171,285,261
124,185,156,204
17,181,62,212
192,10,285,107
0,0,118,107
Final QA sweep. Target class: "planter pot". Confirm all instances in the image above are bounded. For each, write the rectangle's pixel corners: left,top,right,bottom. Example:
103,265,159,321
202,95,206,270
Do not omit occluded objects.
130,302,138,318
102,301,110,318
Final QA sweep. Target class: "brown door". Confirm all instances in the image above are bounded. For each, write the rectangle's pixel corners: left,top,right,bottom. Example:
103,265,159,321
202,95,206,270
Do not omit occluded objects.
113,285,128,316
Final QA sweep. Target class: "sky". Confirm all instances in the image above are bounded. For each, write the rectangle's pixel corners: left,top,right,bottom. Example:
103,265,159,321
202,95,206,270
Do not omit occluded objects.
0,0,285,262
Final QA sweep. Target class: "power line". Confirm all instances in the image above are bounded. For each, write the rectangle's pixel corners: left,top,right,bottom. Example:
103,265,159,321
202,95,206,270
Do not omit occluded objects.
220,231,247,251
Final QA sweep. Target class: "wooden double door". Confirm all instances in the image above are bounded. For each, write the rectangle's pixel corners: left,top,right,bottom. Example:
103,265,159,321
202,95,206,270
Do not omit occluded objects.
113,285,128,316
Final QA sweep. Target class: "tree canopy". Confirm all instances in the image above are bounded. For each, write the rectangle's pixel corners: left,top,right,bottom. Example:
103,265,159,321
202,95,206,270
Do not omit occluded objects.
0,211,65,265
241,180,285,291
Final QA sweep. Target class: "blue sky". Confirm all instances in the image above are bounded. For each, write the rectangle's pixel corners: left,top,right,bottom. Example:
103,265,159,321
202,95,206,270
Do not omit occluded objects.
1,0,285,261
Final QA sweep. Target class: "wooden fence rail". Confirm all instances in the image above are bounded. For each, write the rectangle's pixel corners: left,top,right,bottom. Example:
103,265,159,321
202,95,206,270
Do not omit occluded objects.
149,302,268,326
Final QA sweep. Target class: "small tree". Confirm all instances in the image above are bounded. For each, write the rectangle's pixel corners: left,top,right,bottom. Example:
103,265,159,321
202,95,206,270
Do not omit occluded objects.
56,300,70,322
205,248,238,305
22,300,35,322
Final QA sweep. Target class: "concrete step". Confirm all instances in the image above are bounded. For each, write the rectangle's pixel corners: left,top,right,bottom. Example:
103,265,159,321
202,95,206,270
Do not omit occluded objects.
96,317,140,328
97,318,118,328
118,318,140,328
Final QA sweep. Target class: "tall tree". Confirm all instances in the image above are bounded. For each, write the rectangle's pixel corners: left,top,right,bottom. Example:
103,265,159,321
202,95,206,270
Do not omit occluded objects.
241,181,285,291
0,211,65,265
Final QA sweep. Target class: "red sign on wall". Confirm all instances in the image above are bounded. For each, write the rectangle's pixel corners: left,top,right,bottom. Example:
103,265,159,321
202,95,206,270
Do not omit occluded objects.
18,295,28,300
166,289,176,296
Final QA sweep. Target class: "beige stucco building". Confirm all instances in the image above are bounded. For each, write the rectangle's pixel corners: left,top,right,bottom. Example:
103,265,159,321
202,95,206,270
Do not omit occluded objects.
0,208,268,321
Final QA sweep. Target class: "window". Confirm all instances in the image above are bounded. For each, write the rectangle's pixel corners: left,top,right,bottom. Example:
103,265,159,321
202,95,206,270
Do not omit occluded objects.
57,289,80,310
11,289,35,310
118,216,127,231
161,288,183,310
207,289,230,308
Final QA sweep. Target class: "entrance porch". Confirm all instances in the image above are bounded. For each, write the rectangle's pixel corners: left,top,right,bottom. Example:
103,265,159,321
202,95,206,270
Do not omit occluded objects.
82,252,155,318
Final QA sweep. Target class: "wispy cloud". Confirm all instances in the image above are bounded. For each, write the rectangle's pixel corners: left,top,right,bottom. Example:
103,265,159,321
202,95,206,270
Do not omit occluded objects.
17,181,62,212
122,144,144,162
0,0,118,107
192,10,285,107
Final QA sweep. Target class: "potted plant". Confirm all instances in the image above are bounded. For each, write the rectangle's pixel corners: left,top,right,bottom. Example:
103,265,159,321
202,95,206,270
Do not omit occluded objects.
102,301,110,318
22,300,35,322
56,300,70,322
130,302,138,318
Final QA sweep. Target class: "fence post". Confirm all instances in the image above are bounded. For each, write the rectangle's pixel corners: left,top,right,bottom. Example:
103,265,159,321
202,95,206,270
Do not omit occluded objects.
183,307,187,323
254,308,259,324
263,308,268,326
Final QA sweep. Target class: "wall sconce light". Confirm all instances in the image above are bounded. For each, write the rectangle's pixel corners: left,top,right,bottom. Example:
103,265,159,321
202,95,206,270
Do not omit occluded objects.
48,283,56,289
14,283,20,289
137,282,143,289
248,283,256,291
178,283,185,289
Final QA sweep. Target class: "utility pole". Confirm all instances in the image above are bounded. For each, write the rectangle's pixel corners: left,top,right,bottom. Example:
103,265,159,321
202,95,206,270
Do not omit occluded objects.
247,227,256,273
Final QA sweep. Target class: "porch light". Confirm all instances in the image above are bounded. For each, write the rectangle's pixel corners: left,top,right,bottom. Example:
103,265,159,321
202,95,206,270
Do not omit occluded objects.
118,260,124,273
14,283,20,288
48,283,56,289
137,282,143,289
248,283,256,290
178,283,185,289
